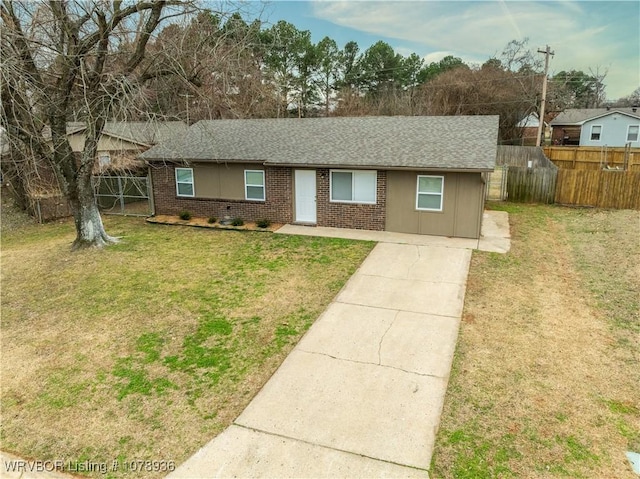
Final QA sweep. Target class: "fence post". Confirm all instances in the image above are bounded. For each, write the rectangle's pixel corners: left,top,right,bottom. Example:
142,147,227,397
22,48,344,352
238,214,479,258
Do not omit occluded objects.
117,176,124,215
147,173,154,216
36,199,42,224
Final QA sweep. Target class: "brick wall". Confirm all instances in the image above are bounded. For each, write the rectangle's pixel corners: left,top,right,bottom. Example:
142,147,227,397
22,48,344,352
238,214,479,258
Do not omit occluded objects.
150,163,293,223
151,163,388,231
316,168,386,230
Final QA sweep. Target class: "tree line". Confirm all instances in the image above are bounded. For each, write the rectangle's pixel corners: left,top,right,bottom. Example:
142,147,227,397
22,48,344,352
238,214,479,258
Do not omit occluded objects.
130,10,633,145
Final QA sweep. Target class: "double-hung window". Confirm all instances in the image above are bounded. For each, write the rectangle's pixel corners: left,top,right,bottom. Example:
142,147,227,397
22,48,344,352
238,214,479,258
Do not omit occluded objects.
416,175,444,211
330,170,376,204
245,170,265,201
627,125,639,142
590,125,602,141
175,167,194,197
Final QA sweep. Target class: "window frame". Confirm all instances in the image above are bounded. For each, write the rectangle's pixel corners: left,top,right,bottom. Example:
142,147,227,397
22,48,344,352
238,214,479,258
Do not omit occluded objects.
244,169,265,201
626,124,639,142
416,175,444,212
329,169,377,204
590,124,603,141
175,167,195,197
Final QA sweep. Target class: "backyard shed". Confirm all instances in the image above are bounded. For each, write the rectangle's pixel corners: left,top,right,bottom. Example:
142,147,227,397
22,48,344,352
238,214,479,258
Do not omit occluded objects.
140,116,499,239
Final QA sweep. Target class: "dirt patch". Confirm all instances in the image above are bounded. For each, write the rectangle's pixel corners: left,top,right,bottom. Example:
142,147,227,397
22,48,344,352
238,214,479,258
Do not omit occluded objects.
432,205,640,478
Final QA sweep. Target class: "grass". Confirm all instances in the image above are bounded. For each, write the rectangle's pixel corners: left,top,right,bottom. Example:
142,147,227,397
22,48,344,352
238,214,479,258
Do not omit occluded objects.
431,204,640,478
0,212,374,477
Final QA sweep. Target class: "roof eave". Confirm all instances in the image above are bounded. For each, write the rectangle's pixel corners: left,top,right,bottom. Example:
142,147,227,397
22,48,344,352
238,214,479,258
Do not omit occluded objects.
552,110,640,126
550,121,585,126
101,131,152,148
143,157,264,163
263,162,494,172
143,157,494,172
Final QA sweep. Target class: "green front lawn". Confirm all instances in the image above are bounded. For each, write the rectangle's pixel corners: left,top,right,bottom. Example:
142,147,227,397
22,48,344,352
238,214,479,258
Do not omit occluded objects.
0,216,374,477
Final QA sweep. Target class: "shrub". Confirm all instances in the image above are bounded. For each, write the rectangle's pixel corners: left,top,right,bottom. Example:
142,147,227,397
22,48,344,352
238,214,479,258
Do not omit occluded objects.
231,217,244,227
256,218,271,229
179,211,192,221
208,216,217,224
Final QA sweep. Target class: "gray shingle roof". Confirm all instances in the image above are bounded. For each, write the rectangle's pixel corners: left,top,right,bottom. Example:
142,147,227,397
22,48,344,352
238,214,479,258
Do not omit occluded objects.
551,108,640,125
140,116,499,171
42,121,188,146
102,121,188,146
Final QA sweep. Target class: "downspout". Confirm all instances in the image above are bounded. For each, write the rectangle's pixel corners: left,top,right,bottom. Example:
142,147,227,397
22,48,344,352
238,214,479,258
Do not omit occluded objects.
147,164,155,216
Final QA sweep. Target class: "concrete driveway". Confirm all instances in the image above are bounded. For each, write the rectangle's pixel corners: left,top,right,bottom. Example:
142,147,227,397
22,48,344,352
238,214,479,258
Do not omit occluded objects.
168,211,509,478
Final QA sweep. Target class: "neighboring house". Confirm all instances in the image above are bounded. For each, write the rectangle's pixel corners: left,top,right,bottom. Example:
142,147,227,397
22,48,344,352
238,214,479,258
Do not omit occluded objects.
2,121,187,221
550,108,640,146
517,113,551,145
140,116,499,239
46,121,188,171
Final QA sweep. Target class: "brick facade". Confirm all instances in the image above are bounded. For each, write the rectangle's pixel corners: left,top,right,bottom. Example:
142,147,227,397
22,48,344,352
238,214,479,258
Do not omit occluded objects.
316,168,386,231
150,164,293,223
150,163,387,231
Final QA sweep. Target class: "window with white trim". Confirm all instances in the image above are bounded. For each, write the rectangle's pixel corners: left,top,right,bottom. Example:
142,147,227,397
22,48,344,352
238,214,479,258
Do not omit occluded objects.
245,170,265,201
627,125,639,142
330,170,376,204
175,167,194,197
590,125,602,141
416,175,444,211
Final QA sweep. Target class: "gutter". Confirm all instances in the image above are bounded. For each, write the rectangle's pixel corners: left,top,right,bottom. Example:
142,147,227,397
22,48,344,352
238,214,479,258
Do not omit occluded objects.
141,158,494,173
262,162,494,173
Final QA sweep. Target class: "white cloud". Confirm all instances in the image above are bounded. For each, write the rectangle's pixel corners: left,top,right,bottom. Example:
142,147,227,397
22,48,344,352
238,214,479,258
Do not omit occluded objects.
310,0,639,99
393,46,420,58
423,51,456,64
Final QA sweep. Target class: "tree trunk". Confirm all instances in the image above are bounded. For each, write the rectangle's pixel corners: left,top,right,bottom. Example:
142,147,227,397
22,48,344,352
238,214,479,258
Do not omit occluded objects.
70,195,119,250
68,158,119,250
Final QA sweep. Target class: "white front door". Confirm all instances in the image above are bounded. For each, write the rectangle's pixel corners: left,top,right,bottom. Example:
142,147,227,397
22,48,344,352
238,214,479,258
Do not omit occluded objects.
295,169,316,223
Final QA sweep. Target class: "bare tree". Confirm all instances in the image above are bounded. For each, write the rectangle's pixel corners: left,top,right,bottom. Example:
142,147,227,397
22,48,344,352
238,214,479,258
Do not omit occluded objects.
588,66,608,107
416,63,541,144
610,87,640,107
1,0,198,249
139,9,276,122
549,68,608,109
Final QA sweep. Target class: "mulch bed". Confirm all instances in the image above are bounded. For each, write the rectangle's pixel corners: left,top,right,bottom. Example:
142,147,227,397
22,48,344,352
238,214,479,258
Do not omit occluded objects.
146,214,282,232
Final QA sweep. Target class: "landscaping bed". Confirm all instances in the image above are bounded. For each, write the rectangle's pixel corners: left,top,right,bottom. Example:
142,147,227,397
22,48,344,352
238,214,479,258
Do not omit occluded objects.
146,214,282,232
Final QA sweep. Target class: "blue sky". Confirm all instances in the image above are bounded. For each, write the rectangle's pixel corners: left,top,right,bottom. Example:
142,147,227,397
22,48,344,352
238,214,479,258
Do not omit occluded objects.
257,1,639,100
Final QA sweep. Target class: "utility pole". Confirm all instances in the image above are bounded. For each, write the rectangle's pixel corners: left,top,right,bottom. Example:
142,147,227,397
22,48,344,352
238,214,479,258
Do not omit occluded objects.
179,93,193,125
536,45,554,147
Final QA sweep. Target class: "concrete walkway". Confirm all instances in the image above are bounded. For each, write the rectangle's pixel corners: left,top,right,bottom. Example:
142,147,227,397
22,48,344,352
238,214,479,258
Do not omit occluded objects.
168,211,510,478
275,210,510,254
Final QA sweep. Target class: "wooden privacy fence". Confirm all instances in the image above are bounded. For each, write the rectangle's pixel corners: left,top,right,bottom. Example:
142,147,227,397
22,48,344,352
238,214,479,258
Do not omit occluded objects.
555,170,640,209
493,146,639,209
507,167,558,204
497,145,556,168
494,146,559,203
544,146,640,171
